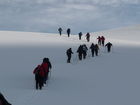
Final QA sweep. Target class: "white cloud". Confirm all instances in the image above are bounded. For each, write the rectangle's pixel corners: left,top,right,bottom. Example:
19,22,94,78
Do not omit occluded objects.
0,0,140,33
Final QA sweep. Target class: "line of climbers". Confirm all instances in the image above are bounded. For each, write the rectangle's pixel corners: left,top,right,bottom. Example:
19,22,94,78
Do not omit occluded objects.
33,28,113,90
66,42,112,63
58,27,90,41
58,27,106,43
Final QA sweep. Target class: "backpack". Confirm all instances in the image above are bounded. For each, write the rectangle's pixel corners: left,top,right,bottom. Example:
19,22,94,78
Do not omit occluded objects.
34,65,41,75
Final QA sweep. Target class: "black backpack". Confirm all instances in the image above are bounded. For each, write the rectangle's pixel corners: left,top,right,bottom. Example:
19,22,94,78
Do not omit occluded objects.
34,65,41,76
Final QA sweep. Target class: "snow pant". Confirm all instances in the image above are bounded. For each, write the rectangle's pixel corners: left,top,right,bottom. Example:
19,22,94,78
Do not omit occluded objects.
78,53,82,60
87,38,90,42
91,50,95,57
83,52,87,59
102,41,105,46
67,33,70,37
79,36,81,40
35,75,44,90
95,50,98,56
59,31,62,36
44,72,49,84
67,55,72,63
107,46,111,52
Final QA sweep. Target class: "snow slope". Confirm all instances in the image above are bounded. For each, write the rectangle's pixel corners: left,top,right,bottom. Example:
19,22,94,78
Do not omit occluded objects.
93,24,140,46
0,25,140,105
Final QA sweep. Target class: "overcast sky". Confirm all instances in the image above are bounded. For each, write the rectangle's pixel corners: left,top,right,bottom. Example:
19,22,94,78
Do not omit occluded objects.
0,0,140,34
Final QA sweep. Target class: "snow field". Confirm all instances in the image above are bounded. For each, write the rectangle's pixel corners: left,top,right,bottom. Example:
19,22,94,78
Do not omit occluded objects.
0,25,140,105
